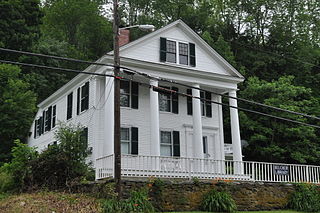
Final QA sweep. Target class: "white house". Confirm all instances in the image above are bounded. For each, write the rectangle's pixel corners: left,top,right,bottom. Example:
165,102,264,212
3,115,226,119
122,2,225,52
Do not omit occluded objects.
28,20,247,180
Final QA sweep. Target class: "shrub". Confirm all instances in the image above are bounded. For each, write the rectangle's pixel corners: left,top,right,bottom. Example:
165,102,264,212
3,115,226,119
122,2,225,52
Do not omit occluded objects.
102,189,155,213
201,189,237,212
1,140,38,191
0,167,15,192
288,183,320,212
30,124,90,189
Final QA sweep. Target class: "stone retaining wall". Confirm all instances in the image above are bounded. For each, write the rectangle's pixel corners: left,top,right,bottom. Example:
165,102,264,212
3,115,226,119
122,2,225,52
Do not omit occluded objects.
73,178,298,211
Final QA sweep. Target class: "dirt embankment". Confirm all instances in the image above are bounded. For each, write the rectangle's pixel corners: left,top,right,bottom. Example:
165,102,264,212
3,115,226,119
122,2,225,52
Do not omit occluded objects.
0,191,101,213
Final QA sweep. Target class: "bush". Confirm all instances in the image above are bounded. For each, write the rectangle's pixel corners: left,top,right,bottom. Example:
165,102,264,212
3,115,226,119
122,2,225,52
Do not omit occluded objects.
0,140,38,191
201,189,237,212
288,183,320,212
0,124,91,191
102,189,154,213
0,167,15,192
29,124,90,189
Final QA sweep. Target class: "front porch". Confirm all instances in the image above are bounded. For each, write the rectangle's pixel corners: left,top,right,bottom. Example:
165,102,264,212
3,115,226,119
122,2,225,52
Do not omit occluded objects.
95,154,320,183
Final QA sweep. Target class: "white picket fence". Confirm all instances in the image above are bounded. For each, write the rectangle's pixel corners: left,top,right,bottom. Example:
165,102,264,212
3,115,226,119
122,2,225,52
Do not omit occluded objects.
95,154,320,183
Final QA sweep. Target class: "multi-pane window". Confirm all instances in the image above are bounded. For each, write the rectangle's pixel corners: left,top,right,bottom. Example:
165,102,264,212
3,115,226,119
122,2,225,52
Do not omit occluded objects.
44,106,52,132
158,86,179,113
77,82,89,115
120,127,138,155
203,136,208,154
166,40,176,63
120,81,139,109
187,89,212,117
160,131,172,156
179,42,188,65
160,37,196,66
120,81,130,107
159,86,171,112
160,131,180,157
67,92,73,120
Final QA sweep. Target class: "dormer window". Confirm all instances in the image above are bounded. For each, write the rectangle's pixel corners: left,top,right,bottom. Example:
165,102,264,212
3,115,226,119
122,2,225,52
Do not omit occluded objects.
160,37,196,67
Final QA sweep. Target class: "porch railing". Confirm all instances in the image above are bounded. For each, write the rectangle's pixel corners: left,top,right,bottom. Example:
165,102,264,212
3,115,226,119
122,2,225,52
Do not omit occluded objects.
95,154,320,183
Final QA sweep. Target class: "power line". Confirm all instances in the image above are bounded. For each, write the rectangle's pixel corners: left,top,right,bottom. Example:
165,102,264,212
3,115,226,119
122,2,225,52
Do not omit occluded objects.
1,59,319,129
1,47,319,121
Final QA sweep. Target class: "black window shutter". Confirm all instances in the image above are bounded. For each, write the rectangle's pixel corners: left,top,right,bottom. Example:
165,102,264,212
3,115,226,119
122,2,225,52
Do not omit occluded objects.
52,105,56,127
187,89,193,115
131,127,138,155
67,92,73,120
172,87,179,114
81,127,88,146
205,92,212,117
77,88,80,115
34,120,37,138
131,82,139,109
173,131,180,157
189,43,196,67
41,111,45,134
160,37,167,62
81,82,89,111
47,106,52,130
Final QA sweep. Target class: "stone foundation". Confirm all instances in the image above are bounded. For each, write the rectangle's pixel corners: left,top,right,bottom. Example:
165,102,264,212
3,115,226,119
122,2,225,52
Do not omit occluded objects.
73,178,297,211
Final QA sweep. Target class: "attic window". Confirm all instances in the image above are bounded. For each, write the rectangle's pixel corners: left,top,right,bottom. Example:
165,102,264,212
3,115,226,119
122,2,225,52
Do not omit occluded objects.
160,37,196,67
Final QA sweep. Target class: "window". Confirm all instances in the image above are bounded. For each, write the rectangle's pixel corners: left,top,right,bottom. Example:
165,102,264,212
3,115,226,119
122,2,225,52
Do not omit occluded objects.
166,40,176,63
77,82,89,115
179,43,188,65
186,89,212,117
120,81,139,109
44,106,52,132
67,92,73,120
34,117,42,138
160,131,180,157
203,136,208,154
158,86,179,113
121,127,138,155
160,37,196,66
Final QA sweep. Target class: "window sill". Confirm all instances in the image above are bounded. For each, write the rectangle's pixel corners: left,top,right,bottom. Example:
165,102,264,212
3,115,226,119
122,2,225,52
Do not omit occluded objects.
159,111,178,115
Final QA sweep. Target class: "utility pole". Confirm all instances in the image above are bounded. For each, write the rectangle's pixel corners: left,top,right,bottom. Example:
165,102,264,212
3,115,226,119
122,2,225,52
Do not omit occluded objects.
113,0,121,198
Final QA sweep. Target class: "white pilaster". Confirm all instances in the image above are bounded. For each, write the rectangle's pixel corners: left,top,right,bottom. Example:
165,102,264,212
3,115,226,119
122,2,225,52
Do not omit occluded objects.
104,75,114,156
150,79,160,156
229,90,243,174
192,84,204,158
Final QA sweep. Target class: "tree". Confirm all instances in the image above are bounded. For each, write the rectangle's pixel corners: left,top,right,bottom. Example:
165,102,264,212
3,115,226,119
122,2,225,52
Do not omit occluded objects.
0,64,37,163
41,0,113,60
240,76,320,164
0,0,42,60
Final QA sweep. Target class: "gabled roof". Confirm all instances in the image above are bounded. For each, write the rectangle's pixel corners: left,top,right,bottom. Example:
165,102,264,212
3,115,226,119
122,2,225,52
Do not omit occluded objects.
109,19,244,79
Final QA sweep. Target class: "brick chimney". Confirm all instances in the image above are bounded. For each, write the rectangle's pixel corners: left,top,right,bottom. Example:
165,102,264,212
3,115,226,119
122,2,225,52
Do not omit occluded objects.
119,29,130,46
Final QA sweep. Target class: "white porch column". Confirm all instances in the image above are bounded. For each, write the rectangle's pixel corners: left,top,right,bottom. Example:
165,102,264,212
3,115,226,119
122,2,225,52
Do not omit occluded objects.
150,79,160,156
229,90,243,174
192,84,204,159
104,75,114,156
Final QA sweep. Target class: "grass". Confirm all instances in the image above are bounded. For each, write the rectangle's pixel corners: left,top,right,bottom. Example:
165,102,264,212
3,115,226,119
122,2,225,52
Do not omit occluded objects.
167,211,303,213
0,191,101,213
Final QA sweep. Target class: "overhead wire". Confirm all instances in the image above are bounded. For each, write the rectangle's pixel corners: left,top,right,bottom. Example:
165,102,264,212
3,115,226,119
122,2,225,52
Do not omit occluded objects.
0,58,319,129
1,47,319,121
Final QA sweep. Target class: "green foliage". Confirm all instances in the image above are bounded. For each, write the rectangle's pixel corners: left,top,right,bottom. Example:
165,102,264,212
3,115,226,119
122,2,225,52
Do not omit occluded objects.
30,123,90,189
288,184,320,212
201,189,237,212
0,0,42,60
102,189,154,213
41,0,113,60
1,140,38,191
0,64,37,163
0,124,90,191
149,178,165,211
240,76,320,164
